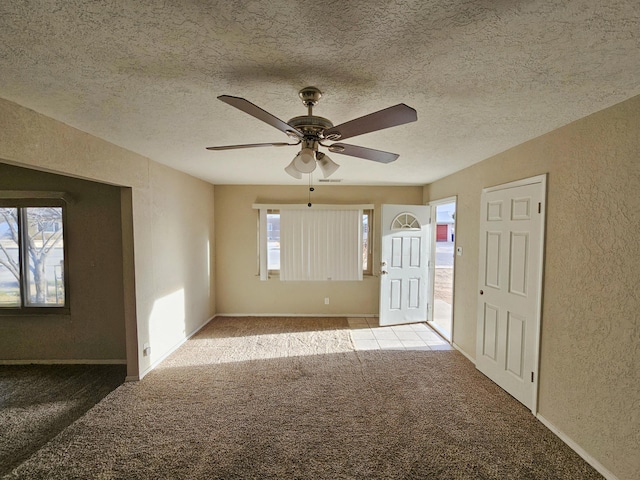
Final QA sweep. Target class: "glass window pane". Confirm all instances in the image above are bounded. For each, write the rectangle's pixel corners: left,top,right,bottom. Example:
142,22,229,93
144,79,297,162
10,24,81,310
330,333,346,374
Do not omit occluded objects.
0,208,21,307
24,207,65,306
362,212,369,272
267,212,280,270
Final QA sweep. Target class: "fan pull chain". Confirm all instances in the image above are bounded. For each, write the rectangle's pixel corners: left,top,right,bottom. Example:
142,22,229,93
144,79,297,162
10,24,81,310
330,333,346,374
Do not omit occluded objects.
308,174,314,207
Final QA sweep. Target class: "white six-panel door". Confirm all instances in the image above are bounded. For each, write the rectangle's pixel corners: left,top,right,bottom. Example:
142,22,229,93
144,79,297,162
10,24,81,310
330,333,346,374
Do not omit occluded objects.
476,176,546,412
379,204,430,326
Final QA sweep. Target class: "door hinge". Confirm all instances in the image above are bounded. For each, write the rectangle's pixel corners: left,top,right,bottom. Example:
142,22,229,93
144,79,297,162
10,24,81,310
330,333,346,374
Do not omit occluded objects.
531,372,535,383
538,202,542,214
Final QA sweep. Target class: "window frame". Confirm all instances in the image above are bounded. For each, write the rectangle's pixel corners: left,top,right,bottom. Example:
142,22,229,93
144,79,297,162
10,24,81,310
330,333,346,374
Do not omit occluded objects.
260,207,374,278
0,197,70,315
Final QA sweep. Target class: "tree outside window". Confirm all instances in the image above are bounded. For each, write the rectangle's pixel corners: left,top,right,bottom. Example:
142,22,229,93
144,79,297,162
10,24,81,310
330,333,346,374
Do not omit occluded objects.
0,206,66,308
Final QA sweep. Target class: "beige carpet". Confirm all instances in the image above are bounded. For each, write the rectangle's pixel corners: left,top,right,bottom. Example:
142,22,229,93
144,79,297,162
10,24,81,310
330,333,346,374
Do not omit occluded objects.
3,317,603,479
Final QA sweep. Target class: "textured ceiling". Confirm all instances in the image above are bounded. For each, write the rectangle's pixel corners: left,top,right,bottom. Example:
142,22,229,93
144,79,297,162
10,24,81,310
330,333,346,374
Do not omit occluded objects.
1,1,639,185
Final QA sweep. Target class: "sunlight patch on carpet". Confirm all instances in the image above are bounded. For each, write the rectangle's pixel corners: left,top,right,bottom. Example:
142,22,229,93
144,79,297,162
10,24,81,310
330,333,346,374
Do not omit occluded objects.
159,317,354,367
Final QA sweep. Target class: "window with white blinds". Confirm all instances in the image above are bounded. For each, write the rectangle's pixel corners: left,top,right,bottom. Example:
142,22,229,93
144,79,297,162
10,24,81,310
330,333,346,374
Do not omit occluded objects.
254,204,373,281
280,209,362,281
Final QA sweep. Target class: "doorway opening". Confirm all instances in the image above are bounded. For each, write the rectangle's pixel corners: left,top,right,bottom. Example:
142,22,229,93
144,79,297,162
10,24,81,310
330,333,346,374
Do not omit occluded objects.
428,198,456,342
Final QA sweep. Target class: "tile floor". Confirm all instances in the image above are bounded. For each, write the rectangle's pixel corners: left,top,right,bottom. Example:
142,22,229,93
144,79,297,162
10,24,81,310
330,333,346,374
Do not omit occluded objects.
347,318,454,351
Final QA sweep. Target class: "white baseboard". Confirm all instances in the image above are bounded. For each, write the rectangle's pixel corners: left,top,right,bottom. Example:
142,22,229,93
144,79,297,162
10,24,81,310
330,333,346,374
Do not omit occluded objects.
452,343,475,364
137,315,215,380
0,359,127,365
214,313,378,318
447,351,617,478
536,414,619,480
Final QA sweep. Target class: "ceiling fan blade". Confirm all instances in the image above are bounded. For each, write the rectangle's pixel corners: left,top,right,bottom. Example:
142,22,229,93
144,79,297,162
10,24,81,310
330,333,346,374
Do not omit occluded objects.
218,95,303,138
328,143,399,164
323,104,417,141
206,142,298,151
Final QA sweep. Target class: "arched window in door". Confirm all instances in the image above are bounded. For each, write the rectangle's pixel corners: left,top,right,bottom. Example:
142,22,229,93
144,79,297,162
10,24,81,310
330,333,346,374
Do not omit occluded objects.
391,212,421,230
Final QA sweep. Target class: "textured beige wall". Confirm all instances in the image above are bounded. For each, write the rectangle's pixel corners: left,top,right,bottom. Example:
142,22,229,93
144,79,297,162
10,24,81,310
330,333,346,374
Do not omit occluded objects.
426,95,640,480
0,98,216,378
139,161,215,373
215,185,423,315
0,162,126,360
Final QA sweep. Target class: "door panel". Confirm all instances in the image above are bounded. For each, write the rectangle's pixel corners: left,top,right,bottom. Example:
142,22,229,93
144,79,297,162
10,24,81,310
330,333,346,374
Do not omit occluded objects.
506,312,525,377
509,233,529,296
511,197,531,220
391,237,402,267
410,237,421,266
485,231,502,288
390,279,401,310
482,304,499,360
409,278,420,308
487,200,503,221
476,176,546,413
379,204,430,326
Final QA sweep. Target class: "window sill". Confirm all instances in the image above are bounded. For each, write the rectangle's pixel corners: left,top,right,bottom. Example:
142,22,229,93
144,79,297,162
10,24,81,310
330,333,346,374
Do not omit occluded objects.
0,307,70,316
264,272,375,280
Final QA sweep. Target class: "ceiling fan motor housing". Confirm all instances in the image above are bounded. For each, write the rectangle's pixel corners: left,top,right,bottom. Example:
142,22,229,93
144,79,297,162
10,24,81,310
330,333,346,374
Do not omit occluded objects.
290,87,341,140
287,115,333,138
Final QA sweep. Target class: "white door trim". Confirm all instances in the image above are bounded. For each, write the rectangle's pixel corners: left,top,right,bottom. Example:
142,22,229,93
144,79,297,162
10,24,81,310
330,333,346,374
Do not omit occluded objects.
478,174,546,414
427,196,457,342
484,174,547,193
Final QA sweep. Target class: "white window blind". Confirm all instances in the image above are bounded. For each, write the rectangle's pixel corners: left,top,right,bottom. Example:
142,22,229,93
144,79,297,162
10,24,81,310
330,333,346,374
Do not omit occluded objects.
280,209,363,281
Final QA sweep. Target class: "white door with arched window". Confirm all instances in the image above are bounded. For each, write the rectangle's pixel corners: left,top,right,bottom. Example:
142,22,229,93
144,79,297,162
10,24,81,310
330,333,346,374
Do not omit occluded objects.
379,204,431,326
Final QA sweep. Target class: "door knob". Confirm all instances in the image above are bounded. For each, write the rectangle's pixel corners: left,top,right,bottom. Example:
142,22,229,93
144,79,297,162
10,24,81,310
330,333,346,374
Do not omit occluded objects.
480,290,484,295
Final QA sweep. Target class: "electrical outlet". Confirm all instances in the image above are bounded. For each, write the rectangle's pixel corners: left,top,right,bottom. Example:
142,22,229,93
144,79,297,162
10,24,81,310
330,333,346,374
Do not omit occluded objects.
456,246,463,256
324,297,330,305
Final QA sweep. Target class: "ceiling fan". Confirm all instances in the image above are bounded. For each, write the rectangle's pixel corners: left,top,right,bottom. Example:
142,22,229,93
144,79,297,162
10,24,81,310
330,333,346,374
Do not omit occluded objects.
206,87,417,179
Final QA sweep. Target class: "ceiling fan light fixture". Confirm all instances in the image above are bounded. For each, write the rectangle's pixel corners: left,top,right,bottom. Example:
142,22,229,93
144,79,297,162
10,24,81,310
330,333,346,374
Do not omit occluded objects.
293,148,316,173
284,158,303,179
316,152,340,178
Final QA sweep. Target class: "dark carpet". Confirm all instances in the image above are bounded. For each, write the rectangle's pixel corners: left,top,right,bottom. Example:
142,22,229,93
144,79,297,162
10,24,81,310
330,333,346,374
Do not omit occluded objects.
0,364,126,476
2,317,603,479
